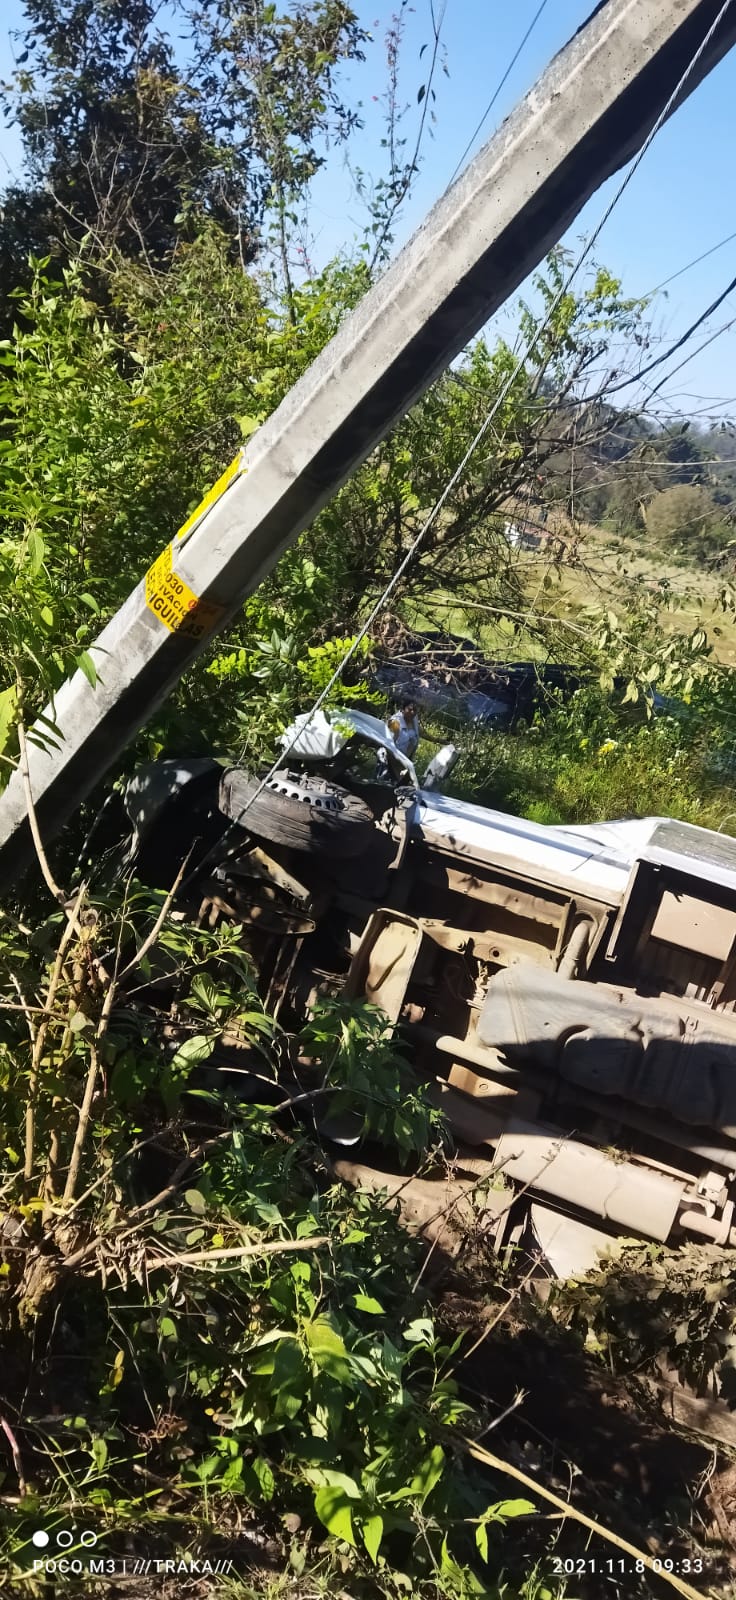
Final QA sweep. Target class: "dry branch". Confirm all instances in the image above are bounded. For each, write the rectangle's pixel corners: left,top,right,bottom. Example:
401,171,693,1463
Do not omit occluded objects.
0,1418,27,1498
465,1437,706,1600
146,1235,330,1270
24,883,86,1185
117,847,193,981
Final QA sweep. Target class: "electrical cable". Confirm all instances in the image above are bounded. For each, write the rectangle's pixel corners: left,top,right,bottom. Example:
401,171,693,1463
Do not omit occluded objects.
178,0,735,886
597,273,736,402
645,311,736,400
530,284,736,419
644,228,736,298
447,0,550,187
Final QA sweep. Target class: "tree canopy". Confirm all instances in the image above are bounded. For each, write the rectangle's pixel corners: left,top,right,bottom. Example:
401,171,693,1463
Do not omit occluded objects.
0,0,367,293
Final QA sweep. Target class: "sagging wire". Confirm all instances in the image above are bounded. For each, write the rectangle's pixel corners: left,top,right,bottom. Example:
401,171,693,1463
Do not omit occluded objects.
447,0,551,188
183,0,736,884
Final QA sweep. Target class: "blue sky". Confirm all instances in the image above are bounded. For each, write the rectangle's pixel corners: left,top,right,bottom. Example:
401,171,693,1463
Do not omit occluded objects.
2,0,735,418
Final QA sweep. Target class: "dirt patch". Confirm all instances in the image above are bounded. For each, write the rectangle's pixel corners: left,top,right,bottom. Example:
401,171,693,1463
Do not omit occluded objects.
439,1289,736,1596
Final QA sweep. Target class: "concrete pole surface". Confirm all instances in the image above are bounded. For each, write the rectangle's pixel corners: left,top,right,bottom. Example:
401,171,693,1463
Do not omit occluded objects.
1,0,734,881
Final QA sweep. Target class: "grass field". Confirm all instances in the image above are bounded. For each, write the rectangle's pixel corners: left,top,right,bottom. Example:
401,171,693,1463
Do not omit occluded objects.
408,517,736,669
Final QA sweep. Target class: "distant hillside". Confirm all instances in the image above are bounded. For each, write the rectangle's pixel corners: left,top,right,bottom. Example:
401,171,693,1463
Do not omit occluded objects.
537,403,736,567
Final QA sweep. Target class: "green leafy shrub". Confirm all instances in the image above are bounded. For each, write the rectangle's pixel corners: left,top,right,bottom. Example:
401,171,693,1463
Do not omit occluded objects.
645,484,732,562
446,687,734,833
0,873,532,1591
551,1241,736,1406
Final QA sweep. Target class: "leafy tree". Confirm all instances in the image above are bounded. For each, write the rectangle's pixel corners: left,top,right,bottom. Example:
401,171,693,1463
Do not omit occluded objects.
352,0,449,272
0,235,380,775
0,0,367,295
0,237,261,746
291,258,655,635
185,0,369,307
599,424,706,537
656,423,704,487
600,451,660,537
1,0,241,276
645,482,731,561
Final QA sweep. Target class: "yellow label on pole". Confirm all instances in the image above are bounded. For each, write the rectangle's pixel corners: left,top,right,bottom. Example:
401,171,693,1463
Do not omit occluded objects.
145,543,225,639
175,452,245,546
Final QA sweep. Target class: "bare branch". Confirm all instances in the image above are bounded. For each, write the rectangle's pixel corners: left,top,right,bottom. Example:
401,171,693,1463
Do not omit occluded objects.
24,883,86,1186
16,718,67,908
465,1437,705,1600
117,847,193,981
0,1419,27,1498
146,1235,330,1271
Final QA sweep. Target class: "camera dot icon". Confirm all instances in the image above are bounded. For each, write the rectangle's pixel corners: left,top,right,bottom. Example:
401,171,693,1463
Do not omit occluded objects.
30,1526,97,1550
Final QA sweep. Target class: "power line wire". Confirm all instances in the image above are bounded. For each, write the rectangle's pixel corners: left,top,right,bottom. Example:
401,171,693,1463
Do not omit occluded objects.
186,0,734,870
447,0,550,187
646,313,736,400
644,229,736,298
559,276,736,412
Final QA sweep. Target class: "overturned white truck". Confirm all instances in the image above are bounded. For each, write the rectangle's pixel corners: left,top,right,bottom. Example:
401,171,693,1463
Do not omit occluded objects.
127,735,736,1275
339,795,736,1273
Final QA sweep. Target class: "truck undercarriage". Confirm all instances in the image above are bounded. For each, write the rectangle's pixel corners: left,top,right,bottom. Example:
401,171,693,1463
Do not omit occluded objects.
125,753,736,1278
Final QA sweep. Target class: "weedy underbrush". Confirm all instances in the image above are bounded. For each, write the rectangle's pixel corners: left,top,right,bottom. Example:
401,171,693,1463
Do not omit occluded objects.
437,686,736,834
551,1239,736,1405
0,724,725,1600
0,829,550,1599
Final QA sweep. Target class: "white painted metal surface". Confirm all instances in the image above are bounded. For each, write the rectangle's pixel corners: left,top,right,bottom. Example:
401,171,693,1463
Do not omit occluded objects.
277,708,418,786
411,798,736,901
410,793,635,897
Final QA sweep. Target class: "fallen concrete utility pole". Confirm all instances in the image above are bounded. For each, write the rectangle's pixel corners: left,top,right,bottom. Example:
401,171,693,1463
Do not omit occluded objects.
1,0,735,882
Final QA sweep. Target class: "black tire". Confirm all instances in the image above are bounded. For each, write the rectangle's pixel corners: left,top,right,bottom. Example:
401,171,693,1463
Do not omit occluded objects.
218,768,375,859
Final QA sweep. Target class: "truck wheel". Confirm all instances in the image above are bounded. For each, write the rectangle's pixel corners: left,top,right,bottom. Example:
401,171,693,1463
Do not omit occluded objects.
218,768,375,859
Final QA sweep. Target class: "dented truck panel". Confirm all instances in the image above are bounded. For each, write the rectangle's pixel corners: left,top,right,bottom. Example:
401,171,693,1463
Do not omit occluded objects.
320,801,736,1261
135,757,736,1267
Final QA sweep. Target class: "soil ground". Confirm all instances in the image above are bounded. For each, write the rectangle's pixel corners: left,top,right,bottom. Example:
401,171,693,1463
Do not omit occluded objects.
440,1281,736,1600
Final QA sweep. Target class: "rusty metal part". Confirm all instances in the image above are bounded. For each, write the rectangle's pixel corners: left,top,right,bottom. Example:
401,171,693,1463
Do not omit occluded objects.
387,806,410,874
429,1078,540,1148
446,1063,526,1105
421,1023,736,1171
196,840,316,939
343,908,424,1023
407,1006,736,1172
493,1119,685,1241
412,859,570,936
557,918,592,979
416,1026,527,1081
652,889,736,963
263,772,342,810
413,835,622,915
416,918,555,969
196,879,316,935
226,844,312,904
479,960,736,1136
608,858,736,1008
